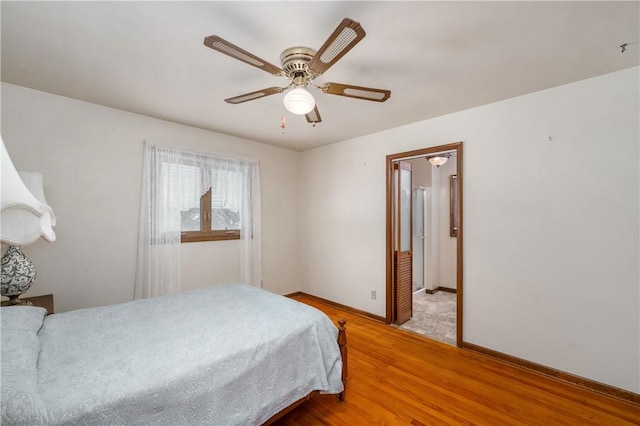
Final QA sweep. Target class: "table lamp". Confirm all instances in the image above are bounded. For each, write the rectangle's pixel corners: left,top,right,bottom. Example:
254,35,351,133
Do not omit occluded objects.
1,137,56,305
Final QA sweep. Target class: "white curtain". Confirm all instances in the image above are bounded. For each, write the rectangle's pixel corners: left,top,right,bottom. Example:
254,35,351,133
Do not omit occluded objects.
135,142,262,299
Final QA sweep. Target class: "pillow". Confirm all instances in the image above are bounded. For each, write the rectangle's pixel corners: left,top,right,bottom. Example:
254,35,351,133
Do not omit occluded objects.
1,306,49,425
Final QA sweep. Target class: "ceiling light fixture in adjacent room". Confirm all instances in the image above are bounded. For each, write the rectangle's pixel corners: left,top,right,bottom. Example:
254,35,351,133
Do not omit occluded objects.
428,156,449,167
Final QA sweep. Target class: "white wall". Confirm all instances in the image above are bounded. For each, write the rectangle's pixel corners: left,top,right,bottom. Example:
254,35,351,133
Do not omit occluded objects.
1,83,300,312
299,67,639,393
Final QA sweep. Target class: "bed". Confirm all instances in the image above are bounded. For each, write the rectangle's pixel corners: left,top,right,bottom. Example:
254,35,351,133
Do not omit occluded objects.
1,283,347,425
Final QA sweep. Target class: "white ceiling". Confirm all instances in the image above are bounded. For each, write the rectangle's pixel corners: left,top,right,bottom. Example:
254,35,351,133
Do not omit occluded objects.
1,1,638,151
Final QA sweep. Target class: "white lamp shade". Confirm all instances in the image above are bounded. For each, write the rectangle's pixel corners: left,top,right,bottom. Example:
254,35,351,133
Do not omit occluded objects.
283,87,315,115
428,156,448,167
1,137,56,246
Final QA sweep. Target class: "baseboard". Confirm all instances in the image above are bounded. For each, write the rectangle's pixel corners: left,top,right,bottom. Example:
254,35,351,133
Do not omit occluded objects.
462,341,640,406
425,286,456,294
286,291,387,323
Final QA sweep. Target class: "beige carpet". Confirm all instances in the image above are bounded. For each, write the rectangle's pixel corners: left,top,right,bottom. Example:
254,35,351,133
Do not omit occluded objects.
399,290,457,345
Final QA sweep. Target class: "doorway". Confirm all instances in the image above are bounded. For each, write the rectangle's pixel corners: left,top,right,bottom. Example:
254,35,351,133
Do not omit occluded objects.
385,142,463,347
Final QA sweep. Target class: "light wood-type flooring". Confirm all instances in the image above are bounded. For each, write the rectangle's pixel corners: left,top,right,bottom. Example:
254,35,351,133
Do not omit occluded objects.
274,294,640,425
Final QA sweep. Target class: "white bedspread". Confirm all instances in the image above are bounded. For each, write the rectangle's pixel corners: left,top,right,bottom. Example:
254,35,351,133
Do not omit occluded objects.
32,284,343,425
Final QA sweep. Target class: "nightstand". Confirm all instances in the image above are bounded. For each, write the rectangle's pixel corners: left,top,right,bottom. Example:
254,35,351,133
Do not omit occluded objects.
1,294,54,314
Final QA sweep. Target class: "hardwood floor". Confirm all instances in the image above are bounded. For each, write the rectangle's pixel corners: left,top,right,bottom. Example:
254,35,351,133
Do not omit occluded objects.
275,294,640,425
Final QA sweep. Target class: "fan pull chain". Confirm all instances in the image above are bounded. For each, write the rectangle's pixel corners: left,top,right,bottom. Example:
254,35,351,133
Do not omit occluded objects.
280,115,286,134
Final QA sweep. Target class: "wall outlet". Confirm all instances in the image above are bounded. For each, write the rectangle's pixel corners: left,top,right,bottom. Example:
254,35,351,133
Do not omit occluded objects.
371,290,377,300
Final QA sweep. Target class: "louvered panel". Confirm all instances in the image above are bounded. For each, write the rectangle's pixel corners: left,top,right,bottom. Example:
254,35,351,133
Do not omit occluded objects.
395,251,413,325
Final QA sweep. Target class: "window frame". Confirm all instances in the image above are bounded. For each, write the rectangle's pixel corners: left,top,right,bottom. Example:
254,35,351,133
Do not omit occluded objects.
180,187,241,243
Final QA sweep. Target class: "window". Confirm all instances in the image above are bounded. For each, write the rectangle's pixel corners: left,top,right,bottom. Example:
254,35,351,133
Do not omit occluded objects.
150,146,256,243
135,142,262,298
181,183,241,242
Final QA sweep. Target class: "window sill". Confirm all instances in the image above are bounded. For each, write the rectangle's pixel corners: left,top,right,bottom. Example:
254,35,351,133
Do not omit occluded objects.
181,230,240,243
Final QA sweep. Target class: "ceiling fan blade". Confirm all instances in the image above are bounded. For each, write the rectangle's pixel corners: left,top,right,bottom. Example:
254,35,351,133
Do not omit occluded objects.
305,105,322,124
322,82,391,102
204,35,284,77
224,87,285,104
307,18,366,76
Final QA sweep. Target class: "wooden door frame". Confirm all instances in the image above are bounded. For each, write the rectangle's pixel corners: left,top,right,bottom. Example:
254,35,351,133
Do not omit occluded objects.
386,142,464,346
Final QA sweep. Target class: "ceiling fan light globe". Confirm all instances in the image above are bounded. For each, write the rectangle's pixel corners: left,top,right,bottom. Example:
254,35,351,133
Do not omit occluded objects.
283,87,315,115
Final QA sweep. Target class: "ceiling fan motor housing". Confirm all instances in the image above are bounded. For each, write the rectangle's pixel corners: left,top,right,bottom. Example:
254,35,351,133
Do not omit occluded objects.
280,47,319,83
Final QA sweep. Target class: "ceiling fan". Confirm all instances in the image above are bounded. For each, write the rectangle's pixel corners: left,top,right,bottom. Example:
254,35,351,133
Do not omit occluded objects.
203,18,391,125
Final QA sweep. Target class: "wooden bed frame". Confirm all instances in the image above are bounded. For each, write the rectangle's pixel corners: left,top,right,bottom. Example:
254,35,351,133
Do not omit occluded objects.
264,318,348,425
